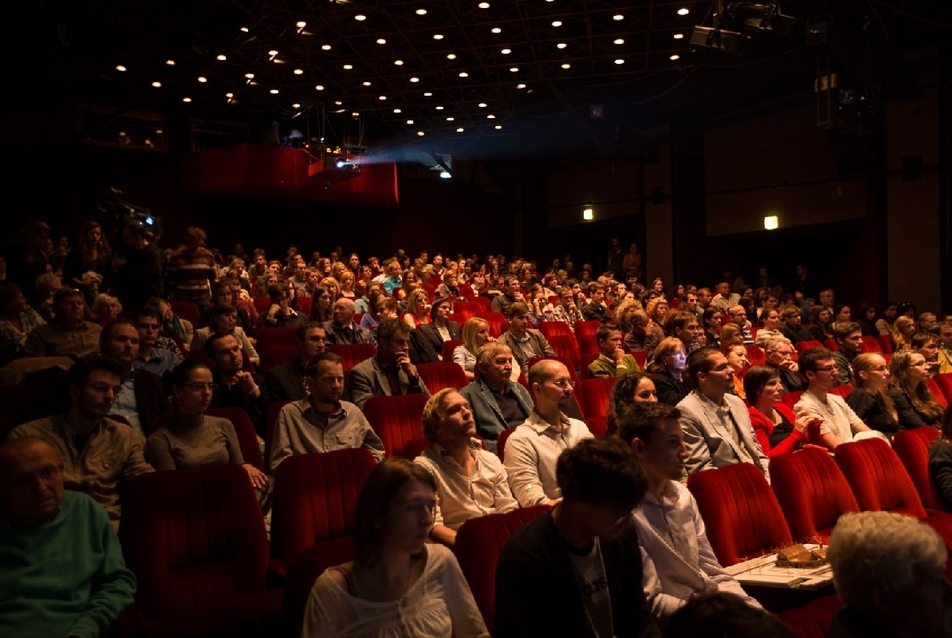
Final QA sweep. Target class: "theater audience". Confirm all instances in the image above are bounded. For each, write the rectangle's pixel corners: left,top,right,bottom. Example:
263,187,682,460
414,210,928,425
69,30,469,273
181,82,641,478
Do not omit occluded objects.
588,324,641,378
403,288,432,329
646,337,690,407
504,359,593,506
90,293,122,327
459,343,533,453
888,350,944,428
606,371,658,436
762,336,805,392
549,287,584,327
23,288,101,359
8,356,153,530
416,297,462,358
99,319,167,436
911,331,942,375
723,343,749,399
347,318,431,409
205,333,270,435
779,304,813,344
808,305,834,343
0,283,45,365
581,282,611,322
754,308,783,346
891,315,916,352
130,306,179,378
498,302,556,373
495,438,657,638
323,298,373,346
856,303,880,337
166,227,217,309
301,458,489,637
663,310,704,353
265,322,326,402
875,301,898,336
62,221,111,306
745,365,819,457
677,347,769,477
491,276,524,315
192,304,259,365
0,436,136,638
258,282,306,330
831,322,864,386
308,285,334,323
794,347,874,451
415,389,518,547
701,307,723,349
153,297,194,351
846,353,901,438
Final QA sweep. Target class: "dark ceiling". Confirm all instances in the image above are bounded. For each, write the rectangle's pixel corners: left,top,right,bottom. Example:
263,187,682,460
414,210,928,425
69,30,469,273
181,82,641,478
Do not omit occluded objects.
10,0,950,161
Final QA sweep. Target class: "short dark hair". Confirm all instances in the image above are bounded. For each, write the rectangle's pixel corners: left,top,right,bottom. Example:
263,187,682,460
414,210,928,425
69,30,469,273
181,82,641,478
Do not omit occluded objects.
833,322,862,340
798,347,834,375
742,365,781,404
205,331,239,357
171,359,211,388
595,324,622,345
686,346,720,384
664,592,797,638
911,332,938,349
267,282,290,302
295,321,326,342
303,351,342,378
132,306,162,324
664,310,699,337
556,438,647,509
211,303,237,319
65,355,124,391
376,318,409,344
607,371,654,435
99,318,138,346
429,297,452,321
612,402,681,446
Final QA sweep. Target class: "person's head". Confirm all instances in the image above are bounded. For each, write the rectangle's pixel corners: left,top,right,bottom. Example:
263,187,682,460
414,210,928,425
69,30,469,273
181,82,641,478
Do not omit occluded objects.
834,322,863,356
99,318,140,366
185,226,207,251
701,307,723,332
811,305,832,328
65,355,124,419
646,297,668,323
429,297,452,323
267,282,291,306
556,438,648,540
78,220,107,253
422,388,476,444
132,306,162,350
938,321,952,349
0,437,65,528
206,333,242,373
462,317,492,354
332,298,356,325
687,346,733,394
406,288,429,318
295,322,326,361
723,343,749,373
588,283,606,304
665,311,703,345
799,347,838,392
918,312,937,333
528,358,574,413
352,458,437,568
310,287,332,316
727,305,747,327
649,337,686,375
833,304,851,324
763,336,796,369
595,325,624,357
614,402,686,482
90,293,122,324
607,372,658,436
819,288,835,307
912,332,940,362
171,360,213,415
475,342,514,389
0,283,27,317
760,308,781,331
664,592,798,638
828,511,951,637
781,304,802,327
743,365,784,406
852,353,891,391
503,276,521,297
893,316,916,343
376,318,412,366
304,352,344,404
52,288,86,324
506,302,530,335
212,282,236,307
684,292,699,313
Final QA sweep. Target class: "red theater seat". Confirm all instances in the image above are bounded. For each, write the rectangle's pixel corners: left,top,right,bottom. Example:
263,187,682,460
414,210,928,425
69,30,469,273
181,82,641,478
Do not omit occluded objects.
538,321,575,342
417,361,469,393
933,373,952,403
545,333,581,371
442,339,463,362
170,301,201,327
328,343,377,375
892,427,944,511
860,336,882,353
746,344,766,365
795,340,824,354
281,540,359,638
255,326,297,351
834,438,928,519
257,345,296,373
362,394,429,457
476,311,509,337
575,377,618,421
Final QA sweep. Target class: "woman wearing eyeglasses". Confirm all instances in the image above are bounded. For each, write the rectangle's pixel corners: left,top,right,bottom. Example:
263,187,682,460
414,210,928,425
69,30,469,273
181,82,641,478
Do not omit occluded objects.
888,351,945,429
646,337,690,407
146,360,270,503
845,354,901,438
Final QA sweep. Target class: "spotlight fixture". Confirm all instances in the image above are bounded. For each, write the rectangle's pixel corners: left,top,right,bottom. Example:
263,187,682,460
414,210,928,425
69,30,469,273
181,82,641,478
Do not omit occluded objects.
491,27,501,33
198,76,207,82
116,65,127,71
417,131,425,136
296,21,306,28
293,69,303,74
377,38,386,44
355,14,366,21
677,7,690,15
315,84,325,90
582,206,594,220
183,97,192,102
216,54,227,61
166,59,175,66
394,59,404,65
151,81,162,87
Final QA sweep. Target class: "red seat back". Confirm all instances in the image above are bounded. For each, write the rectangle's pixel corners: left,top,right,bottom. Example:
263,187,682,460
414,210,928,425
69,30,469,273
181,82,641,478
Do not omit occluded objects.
769,448,859,543
892,428,944,511
545,333,581,370
442,339,463,362
476,311,509,338
538,321,575,342
631,351,649,369
579,353,600,379
828,384,853,398
860,336,882,353
746,344,766,365
295,296,312,315
585,415,608,437
362,394,429,457
473,296,492,312
877,334,894,354
934,373,952,404
255,327,298,351
573,320,602,339
257,345,297,373
452,301,481,321
170,301,201,327
205,406,265,472
120,464,268,620
399,437,432,460
577,333,599,357
497,427,515,463
795,340,823,354
780,391,804,409
328,343,377,375
834,438,928,518
687,463,793,566
253,297,272,314
454,505,551,629
575,377,618,420
271,448,377,563
282,538,356,638
417,362,469,393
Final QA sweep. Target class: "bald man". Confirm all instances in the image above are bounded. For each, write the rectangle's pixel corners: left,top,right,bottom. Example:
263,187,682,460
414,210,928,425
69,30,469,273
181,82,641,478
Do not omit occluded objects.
323,298,374,345
0,437,136,638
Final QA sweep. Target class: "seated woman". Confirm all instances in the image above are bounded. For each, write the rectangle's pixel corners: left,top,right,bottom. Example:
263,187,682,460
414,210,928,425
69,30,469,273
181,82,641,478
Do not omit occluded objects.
308,285,333,324
875,301,898,336
846,353,901,438
321,276,341,302
856,303,880,337
403,288,431,329
146,361,270,506
606,371,658,435
301,457,489,637
0,283,45,366
744,365,819,457
453,317,521,382
701,307,723,349
928,405,952,510
831,304,852,332
191,304,259,366
723,343,749,399
359,292,387,331
754,309,783,347
90,293,122,327
888,351,945,428
647,337,690,407
890,316,916,352
808,305,834,343
416,297,462,359
152,297,194,351
339,271,358,301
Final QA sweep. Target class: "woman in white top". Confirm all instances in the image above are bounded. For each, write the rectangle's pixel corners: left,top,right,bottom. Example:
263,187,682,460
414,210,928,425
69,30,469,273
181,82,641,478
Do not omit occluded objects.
301,458,489,638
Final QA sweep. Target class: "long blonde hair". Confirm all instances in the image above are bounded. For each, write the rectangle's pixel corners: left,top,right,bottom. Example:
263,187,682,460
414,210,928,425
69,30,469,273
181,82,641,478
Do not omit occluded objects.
851,353,897,422
891,316,915,351
462,317,490,355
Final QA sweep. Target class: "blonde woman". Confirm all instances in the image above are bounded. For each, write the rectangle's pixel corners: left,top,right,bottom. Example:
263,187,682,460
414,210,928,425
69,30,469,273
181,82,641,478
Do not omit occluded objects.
321,276,341,302
645,337,689,406
452,316,521,382
91,293,122,326
846,353,900,437
403,288,431,329
339,271,358,301
891,316,916,352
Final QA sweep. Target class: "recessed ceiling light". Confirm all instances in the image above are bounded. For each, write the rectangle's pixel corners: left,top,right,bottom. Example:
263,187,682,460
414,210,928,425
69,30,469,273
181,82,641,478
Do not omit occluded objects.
510,67,519,72
292,103,300,108
379,95,387,100
351,112,360,118
615,58,625,64
416,8,427,15
670,54,680,60
423,92,432,96
343,64,353,69
457,127,464,132
516,83,526,89
613,14,624,20
217,54,227,60
363,81,371,86
561,63,571,69
446,53,457,60
436,105,444,110
377,38,386,44
677,7,689,15
479,2,490,8
410,77,420,82
447,116,454,121
394,108,402,113
501,48,511,54
673,33,685,39
407,119,414,124
335,101,342,105
315,84,325,90
487,114,495,119
240,27,249,32
614,38,624,44
166,59,175,66
491,27,501,34
552,20,562,27
270,89,279,94
294,69,304,75
459,72,468,77
478,102,487,107
245,73,255,78
183,97,192,102
151,81,162,87
268,50,279,56
115,65,127,71
417,131,425,136
296,21,306,28
198,76,207,82
394,59,404,65
355,14,366,21
433,34,444,40
226,92,234,98
557,43,567,49
495,125,502,129
322,44,332,50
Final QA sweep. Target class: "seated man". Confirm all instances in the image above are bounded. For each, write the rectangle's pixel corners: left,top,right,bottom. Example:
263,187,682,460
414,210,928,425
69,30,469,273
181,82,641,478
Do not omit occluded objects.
99,318,167,436
549,287,584,327
711,281,739,312
206,333,270,435
911,331,942,376
346,318,431,409
323,298,373,346
779,304,815,344
415,388,519,547
794,347,872,451
192,304,259,366
0,437,136,638
257,282,306,330
588,324,641,378
498,302,556,372
491,276,525,315
131,306,179,378
762,336,805,392
827,511,951,638
504,359,594,506
23,287,101,358
581,282,611,323
727,305,755,346
618,403,761,620
459,342,534,453
270,352,384,470
265,321,326,402
494,438,658,638
663,311,704,353
677,347,769,478
9,356,153,530
831,322,863,386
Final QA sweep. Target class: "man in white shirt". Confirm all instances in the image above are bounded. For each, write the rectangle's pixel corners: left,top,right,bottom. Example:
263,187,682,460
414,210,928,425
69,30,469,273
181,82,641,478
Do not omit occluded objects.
503,359,593,506
711,282,740,312
617,402,761,620
794,347,873,451
415,389,518,547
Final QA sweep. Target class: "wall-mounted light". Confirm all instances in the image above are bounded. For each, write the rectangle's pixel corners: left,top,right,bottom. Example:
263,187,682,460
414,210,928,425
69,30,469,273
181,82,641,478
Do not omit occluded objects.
764,215,779,230
583,206,594,221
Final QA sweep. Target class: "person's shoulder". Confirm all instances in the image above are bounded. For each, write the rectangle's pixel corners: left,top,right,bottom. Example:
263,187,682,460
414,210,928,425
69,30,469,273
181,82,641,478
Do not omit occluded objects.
459,379,482,397
723,393,748,410
339,400,368,419
349,356,376,375
102,417,146,440
12,415,56,435
499,509,554,556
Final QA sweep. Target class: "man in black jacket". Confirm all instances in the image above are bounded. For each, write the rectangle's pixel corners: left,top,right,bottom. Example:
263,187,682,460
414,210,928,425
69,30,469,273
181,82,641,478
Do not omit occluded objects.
494,437,659,638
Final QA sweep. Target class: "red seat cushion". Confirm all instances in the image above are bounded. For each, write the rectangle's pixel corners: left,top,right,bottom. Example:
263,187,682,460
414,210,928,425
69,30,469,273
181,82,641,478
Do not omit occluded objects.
363,394,429,457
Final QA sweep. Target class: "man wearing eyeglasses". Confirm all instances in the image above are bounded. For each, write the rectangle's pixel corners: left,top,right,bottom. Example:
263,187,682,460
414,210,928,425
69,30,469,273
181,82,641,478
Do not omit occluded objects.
727,305,755,346
763,336,805,392
794,347,873,451
503,359,593,506
0,436,137,638
8,355,153,530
